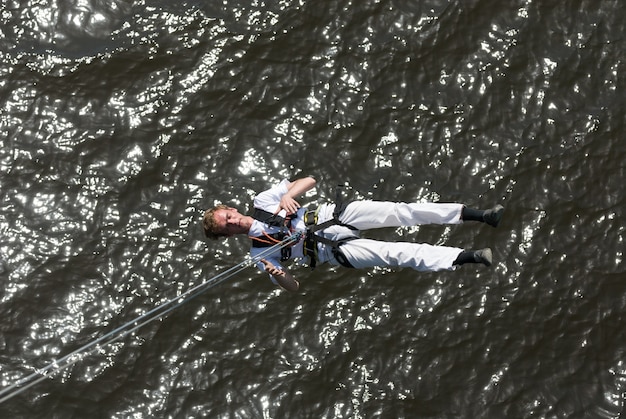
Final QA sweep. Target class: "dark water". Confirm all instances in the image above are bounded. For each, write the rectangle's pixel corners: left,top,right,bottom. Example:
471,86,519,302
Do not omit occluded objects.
1,0,625,417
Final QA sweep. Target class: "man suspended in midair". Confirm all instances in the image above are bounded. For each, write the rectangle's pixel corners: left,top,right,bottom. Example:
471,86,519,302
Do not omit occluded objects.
202,176,504,292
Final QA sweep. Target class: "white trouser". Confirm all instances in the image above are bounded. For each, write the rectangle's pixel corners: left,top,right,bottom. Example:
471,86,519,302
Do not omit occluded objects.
315,201,464,271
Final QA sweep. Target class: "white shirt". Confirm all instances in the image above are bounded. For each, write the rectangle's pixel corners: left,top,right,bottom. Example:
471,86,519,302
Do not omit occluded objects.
249,179,308,282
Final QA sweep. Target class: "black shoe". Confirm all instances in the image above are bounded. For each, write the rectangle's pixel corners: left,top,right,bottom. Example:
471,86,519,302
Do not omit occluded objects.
474,248,493,267
483,205,504,228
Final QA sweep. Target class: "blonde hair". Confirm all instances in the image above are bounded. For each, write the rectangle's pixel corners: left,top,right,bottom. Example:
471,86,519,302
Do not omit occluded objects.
202,204,230,239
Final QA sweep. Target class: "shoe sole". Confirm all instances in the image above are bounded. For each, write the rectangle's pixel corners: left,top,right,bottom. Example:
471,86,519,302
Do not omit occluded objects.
485,205,504,228
476,248,493,267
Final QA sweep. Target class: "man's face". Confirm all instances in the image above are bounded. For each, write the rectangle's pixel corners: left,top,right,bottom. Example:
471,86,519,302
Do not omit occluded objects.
212,207,249,237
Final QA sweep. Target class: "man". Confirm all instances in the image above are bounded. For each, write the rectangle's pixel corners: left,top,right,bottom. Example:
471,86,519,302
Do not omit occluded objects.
203,176,504,292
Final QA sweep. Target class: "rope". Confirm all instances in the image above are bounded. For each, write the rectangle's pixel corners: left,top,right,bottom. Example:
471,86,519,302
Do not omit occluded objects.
0,232,303,404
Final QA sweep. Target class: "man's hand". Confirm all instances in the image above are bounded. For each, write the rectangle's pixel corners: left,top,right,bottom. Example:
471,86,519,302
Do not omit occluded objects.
260,258,283,276
276,195,301,215
260,259,299,292
274,176,316,215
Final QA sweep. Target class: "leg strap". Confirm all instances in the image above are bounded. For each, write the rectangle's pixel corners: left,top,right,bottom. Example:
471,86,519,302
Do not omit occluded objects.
307,234,357,268
303,186,358,268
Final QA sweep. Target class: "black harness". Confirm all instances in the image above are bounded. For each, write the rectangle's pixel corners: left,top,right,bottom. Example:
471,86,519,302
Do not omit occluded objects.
249,201,357,268
249,208,295,261
301,201,357,268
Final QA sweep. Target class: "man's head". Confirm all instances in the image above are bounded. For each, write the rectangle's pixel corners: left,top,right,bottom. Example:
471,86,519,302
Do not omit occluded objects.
203,205,252,239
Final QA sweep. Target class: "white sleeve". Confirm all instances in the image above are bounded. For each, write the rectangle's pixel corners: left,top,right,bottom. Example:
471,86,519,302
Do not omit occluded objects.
253,179,290,213
251,179,290,286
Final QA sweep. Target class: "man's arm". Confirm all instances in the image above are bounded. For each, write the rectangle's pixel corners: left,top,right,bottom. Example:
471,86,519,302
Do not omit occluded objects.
261,259,299,292
276,176,316,215
287,176,316,196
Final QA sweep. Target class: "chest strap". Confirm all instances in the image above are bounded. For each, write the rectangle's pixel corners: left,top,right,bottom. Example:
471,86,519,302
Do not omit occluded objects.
251,208,294,228
249,209,295,261
251,232,292,261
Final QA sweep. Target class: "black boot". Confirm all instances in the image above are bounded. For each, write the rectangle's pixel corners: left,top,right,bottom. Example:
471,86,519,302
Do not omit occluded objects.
461,205,504,228
453,248,493,267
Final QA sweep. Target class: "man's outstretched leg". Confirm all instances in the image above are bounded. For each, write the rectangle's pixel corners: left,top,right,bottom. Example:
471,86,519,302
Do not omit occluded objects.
332,201,505,230
334,239,492,271
335,201,464,230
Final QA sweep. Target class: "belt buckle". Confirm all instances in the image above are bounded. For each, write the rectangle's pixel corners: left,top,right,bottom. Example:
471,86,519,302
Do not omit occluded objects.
305,208,318,226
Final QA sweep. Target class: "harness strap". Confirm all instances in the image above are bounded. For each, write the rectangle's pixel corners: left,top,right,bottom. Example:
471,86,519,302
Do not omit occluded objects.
249,209,295,261
251,232,293,261
305,201,357,233
303,199,357,269
305,234,356,268
251,208,293,228
250,187,356,267
250,231,285,247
